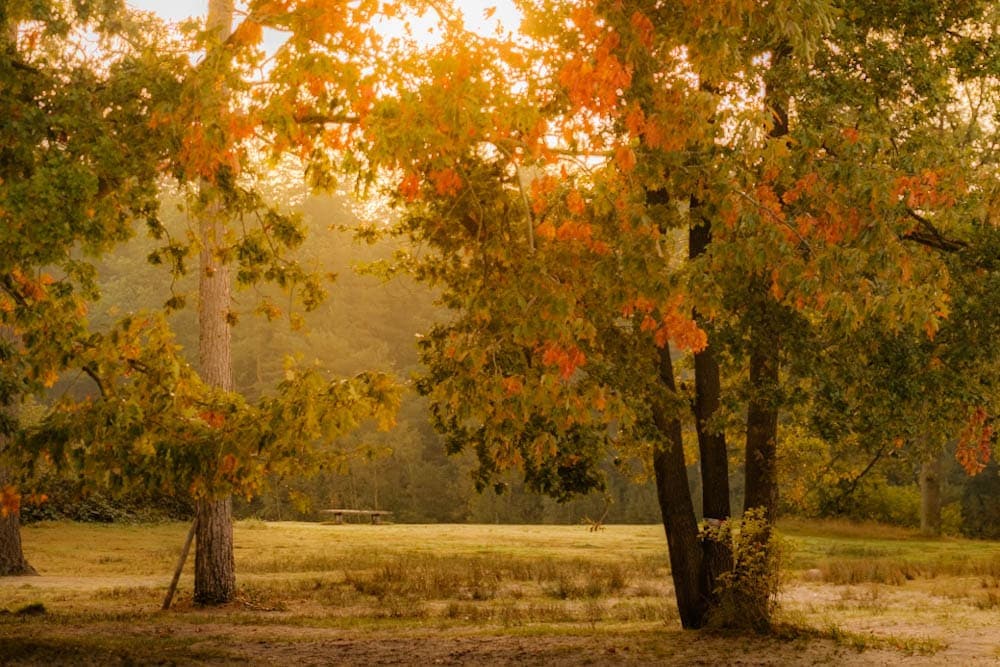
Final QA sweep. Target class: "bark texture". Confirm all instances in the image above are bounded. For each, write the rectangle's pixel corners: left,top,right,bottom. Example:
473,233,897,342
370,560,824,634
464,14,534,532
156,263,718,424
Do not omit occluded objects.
743,342,780,523
0,328,33,577
743,42,789,526
194,497,235,605
652,347,708,629
1,21,33,579
0,508,34,576
0,466,34,576
688,206,733,601
193,0,237,606
195,208,237,604
920,454,942,537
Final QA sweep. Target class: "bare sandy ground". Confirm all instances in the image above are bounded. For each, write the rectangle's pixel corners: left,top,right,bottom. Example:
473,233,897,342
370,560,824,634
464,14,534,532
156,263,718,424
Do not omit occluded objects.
5,573,997,665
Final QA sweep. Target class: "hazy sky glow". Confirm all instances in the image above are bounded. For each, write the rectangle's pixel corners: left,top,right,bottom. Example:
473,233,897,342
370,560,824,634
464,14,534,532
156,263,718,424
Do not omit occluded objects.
126,1,523,39
128,0,206,22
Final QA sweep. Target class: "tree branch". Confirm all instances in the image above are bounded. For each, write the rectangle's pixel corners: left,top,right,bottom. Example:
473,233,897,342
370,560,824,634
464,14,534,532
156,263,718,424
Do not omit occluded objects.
292,112,360,126
0,275,28,308
901,208,968,253
830,444,888,513
81,364,107,398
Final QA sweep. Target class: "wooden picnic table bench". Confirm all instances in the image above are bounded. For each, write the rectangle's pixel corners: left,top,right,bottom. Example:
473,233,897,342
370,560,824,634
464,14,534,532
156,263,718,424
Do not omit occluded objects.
319,509,392,525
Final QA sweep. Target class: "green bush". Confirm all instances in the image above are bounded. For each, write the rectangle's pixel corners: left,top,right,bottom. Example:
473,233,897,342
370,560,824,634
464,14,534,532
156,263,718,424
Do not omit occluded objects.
815,478,921,527
20,479,192,524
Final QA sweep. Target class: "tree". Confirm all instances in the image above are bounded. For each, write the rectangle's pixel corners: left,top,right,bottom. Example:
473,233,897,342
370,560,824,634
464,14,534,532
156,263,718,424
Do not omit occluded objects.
111,0,401,604
782,0,1000,534
331,0,999,629
1,0,180,574
5,0,407,600
190,0,238,608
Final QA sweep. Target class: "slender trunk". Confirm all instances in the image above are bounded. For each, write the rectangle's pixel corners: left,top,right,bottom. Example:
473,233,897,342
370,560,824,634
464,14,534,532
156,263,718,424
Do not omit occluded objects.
743,41,790,526
162,519,198,610
743,340,780,523
651,346,707,629
920,453,942,536
688,202,733,601
193,0,236,606
729,49,790,631
195,205,236,604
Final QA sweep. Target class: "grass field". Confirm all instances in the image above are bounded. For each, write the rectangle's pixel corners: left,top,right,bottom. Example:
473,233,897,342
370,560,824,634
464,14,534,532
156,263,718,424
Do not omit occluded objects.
2,519,1000,665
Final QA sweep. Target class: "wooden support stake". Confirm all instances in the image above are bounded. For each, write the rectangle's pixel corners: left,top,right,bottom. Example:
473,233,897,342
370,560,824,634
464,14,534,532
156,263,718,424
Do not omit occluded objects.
162,518,197,611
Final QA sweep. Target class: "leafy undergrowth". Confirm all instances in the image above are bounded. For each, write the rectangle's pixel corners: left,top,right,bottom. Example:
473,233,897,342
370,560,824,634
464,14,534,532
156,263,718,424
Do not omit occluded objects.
1,520,999,664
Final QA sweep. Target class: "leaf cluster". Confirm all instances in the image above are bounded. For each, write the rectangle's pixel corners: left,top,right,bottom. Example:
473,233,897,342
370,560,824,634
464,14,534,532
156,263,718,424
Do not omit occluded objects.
16,314,401,502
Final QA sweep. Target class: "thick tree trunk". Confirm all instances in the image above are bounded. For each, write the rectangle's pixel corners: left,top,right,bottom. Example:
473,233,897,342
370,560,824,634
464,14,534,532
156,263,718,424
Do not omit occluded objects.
191,0,237,607
651,347,708,629
0,467,35,577
920,454,942,537
688,205,733,601
0,14,34,582
195,210,236,604
0,507,34,576
194,498,235,604
0,330,34,578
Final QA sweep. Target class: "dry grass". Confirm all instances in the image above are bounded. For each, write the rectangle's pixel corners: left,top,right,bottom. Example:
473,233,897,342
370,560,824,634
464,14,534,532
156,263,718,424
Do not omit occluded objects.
2,519,1000,664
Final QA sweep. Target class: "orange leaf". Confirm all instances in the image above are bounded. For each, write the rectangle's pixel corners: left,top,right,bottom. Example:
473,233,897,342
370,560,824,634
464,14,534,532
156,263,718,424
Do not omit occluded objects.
430,168,463,196
0,485,21,517
502,376,524,396
220,453,238,475
615,146,636,172
231,18,263,46
629,11,655,49
566,189,587,216
199,410,226,429
398,173,421,202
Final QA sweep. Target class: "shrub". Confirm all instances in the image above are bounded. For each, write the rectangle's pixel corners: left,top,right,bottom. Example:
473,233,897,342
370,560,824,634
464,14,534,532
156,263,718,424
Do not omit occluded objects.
707,509,783,633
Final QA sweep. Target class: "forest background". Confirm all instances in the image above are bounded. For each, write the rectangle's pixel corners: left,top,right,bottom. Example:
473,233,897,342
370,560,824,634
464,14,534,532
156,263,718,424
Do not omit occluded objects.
19,193,998,535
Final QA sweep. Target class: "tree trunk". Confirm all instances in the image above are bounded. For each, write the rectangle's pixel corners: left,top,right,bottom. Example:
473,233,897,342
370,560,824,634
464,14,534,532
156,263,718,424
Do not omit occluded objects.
195,204,236,605
688,204,733,601
920,453,942,537
651,346,708,629
743,339,780,523
0,509,33,576
0,467,35,577
194,497,235,605
743,42,789,526
194,209,237,603
193,0,237,606
0,327,34,578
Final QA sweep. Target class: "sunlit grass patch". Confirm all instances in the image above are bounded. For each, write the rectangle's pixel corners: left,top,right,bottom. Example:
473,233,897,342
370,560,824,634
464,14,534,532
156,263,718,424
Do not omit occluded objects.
4,518,1000,663
822,623,947,656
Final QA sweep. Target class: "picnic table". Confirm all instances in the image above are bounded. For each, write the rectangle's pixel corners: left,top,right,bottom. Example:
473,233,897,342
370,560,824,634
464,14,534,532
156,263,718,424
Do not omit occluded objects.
319,509,392,525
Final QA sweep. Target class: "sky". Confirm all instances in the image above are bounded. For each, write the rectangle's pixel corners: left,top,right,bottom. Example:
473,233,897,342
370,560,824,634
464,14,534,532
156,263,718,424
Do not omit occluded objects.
126,0,523,40
128,0,205,22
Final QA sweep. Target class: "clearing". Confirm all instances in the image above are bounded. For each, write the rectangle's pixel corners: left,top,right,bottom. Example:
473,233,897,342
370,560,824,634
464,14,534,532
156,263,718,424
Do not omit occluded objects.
2,520,1000,664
